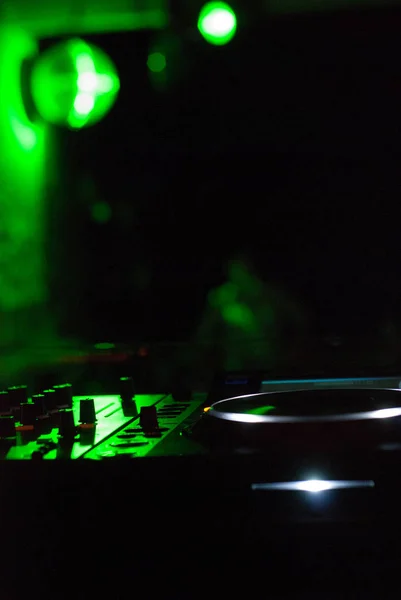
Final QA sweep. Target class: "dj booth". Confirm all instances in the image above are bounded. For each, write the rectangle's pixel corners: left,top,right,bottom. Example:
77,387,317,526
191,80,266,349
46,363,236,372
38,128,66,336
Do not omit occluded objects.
3,1,401,597
1,369,401,597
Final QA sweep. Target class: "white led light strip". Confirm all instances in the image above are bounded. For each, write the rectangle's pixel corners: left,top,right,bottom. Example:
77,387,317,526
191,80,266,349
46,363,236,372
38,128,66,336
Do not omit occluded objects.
251,480,375,492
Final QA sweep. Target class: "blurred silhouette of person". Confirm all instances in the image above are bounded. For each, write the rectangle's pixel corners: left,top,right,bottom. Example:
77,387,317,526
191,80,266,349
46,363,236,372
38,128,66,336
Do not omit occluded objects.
193,254,310,372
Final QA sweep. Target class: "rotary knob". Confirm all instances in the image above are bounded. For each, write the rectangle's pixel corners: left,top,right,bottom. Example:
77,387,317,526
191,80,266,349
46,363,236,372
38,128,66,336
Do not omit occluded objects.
58,409,76,439
43,389,58,412
32,394,46,415
79,398,96,424
53,384,73,408
139,406,159,432
119,377,137,416
119,377,135,402
32,394,51,433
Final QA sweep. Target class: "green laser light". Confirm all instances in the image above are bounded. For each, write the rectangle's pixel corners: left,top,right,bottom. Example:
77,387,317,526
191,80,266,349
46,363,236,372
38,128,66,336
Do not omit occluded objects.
198,2,237,46
30,38,120,129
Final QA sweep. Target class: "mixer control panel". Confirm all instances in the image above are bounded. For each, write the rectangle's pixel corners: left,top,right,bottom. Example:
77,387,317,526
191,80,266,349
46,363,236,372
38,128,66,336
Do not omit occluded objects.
85,394,205,460
0,383,165,460
5,371,397,461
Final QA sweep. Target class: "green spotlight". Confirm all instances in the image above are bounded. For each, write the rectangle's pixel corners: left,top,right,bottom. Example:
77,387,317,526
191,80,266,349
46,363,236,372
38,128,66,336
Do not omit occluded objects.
198,2,237,46
31,38,120,129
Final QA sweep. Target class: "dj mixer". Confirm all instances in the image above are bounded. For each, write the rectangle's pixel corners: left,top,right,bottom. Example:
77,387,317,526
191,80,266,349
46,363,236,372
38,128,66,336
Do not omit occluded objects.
2,372,401,461
2,371,401,598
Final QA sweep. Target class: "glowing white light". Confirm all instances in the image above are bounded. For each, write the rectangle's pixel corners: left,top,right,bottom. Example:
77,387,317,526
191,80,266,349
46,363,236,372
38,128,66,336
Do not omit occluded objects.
251,480,375,492
204,10,236,36
295,480,333,493
373,408,401,419
230,413,265,424
74,93,95,115
76,53,95,74
77,73,114,94
96,74,115,93
78,72,97,93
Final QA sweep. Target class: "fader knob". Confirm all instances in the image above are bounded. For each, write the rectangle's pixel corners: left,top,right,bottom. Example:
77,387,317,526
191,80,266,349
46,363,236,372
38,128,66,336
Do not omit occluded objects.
79,398,96,424
7,386,28,408
119,377,135,401
58,409,76,438
139,406,158,431
53,384,73,408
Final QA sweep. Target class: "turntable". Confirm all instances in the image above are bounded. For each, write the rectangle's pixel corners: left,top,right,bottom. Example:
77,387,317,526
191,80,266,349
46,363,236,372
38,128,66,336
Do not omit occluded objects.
188,388,401,451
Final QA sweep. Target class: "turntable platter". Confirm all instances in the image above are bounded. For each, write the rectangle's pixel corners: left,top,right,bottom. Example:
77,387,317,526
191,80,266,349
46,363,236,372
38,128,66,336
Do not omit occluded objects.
190,388,401,451
209,388,401,423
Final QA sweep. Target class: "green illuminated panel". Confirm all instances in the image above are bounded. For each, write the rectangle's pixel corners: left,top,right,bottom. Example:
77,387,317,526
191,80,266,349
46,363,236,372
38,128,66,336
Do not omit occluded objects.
85,395,205,460
5,395,164,460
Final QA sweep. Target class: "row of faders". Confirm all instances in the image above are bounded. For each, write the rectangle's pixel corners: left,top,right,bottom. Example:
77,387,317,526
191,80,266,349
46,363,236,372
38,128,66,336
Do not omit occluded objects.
0,384,77,439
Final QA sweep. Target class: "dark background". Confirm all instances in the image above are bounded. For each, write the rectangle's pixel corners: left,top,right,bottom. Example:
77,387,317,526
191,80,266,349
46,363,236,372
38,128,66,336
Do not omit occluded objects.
47,6,401,347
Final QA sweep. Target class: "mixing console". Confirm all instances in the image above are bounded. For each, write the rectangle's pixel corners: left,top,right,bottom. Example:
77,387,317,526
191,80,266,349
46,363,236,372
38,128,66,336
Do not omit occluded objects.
0,378,169,459
85,394,205,459
3,372,401,460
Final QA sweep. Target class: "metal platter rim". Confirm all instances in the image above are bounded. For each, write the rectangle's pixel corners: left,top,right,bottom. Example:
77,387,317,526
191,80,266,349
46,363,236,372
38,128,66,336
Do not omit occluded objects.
208,388,401,424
